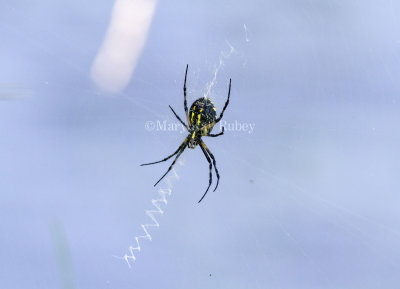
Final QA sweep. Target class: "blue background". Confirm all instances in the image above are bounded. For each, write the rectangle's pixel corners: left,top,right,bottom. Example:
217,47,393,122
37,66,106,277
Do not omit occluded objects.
1,0,400,288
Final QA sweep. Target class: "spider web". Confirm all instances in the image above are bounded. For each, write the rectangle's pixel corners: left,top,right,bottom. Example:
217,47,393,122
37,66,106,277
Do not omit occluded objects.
113,168,179,268
3,2,400,288
112,41,238,268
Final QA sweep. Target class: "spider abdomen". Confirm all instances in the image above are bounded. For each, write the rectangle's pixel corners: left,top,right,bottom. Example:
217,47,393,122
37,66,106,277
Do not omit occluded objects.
189,97,217,135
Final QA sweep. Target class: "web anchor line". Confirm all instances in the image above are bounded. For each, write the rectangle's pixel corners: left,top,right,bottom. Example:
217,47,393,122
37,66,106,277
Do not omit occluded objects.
114,168,179,268
204,41,236,99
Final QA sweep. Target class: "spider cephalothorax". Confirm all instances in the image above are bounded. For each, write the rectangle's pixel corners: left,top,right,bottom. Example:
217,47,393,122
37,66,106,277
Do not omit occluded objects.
141,65,231,203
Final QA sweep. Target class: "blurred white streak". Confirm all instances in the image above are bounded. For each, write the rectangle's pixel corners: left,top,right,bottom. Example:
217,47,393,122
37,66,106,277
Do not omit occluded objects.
91,0,157,93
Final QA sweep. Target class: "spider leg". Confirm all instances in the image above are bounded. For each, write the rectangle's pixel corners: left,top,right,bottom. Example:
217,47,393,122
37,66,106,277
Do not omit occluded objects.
207,126,224,137
201,141,220,192
169,105,188,130
198,143,213,203
215,78,231,124
183,64,190,125
141,138,188,166
153,144,187,187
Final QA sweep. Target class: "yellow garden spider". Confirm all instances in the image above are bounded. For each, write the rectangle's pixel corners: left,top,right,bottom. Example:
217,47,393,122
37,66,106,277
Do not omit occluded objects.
141,64,231,203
